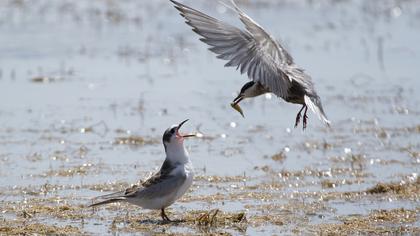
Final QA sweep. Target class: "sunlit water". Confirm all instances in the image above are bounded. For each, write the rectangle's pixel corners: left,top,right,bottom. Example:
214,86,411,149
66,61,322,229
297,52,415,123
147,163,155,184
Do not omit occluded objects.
0,0,419,235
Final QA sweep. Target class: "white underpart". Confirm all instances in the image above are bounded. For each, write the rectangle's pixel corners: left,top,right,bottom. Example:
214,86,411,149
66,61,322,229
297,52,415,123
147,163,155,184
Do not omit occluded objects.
166,134,190,164
304,95,331,125
92,124,195,211
172,162,194,203
165,137,194,203
142,135,193,209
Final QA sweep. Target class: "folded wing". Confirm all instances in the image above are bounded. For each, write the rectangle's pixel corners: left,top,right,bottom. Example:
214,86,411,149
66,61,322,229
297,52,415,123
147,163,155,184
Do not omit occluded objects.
88,185,139,207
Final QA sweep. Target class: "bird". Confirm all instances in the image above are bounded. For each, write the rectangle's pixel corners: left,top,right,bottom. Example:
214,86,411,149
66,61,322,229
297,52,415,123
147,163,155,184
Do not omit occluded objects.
88,119,196,222
171,0,330,129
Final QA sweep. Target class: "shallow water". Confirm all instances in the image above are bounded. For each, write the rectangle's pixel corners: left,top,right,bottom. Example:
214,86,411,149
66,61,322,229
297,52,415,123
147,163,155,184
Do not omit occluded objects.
0,0,419,235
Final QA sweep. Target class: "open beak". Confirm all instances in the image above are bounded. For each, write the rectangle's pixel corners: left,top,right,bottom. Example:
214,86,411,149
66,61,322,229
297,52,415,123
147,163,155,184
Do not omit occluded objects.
177,119,196,138
230,94,245,118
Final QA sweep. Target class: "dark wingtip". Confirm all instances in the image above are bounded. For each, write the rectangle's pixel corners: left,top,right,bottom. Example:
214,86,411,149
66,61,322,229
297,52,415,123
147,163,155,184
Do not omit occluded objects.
170,0,185,9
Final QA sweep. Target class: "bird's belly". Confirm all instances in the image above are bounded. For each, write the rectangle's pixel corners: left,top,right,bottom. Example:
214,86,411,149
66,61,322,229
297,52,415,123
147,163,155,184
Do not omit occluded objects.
285,95,305,105
175,164,194,203
174,168,194,201
131,196,173,210
285,80,306,104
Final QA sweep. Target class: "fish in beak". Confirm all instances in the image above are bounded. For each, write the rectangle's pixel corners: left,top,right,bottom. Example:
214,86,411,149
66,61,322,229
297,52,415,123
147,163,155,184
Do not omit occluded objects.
230,94,245,118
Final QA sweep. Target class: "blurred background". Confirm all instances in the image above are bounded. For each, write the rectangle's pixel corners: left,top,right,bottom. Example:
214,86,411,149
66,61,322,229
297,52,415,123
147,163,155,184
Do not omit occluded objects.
0,0,419,235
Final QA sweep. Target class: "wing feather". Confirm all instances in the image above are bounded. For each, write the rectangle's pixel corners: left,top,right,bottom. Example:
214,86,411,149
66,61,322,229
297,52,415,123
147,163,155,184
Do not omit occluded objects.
229,0,293,66
171,0,292,98
172,0,330,124
136,171,187,200
88,185,139,207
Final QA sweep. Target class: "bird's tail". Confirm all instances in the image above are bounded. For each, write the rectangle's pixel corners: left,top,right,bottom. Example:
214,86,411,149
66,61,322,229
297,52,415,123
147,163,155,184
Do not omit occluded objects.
88,198,125,207
88,190,127,207
304,95,331,126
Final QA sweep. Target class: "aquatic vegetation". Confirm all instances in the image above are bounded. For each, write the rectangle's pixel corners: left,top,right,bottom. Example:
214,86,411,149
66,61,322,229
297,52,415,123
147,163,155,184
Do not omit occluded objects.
0,222,82,235
1,0,419,235
315,208,419,235
114,136,160,146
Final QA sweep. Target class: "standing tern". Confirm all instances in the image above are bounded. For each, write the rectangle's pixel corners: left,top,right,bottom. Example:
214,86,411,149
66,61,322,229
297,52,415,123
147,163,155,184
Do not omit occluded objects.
171,0,330,129
89,119,196,222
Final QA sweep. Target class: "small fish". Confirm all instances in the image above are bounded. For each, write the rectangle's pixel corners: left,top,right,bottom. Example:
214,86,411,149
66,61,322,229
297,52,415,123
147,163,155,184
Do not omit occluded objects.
230,102,245,118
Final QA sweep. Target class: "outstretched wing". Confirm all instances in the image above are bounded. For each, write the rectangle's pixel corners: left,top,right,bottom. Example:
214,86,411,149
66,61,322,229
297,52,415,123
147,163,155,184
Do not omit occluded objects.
171,0,293,99
228,0,293,66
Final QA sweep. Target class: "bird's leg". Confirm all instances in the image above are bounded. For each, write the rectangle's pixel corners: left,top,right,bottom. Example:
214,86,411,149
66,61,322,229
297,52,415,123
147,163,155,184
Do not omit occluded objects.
295,105,306,128
303,106,309,130
161,208,171,222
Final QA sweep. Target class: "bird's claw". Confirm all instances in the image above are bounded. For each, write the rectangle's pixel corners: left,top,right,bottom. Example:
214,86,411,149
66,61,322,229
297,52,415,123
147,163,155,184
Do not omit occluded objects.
295,114,301,128
161,209,172,222
303,114,308,130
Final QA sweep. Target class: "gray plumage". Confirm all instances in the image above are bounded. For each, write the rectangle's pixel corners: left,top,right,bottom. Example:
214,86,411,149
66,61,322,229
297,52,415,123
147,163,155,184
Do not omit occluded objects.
88,159,187,208
89,120,195,221
171,0,330,127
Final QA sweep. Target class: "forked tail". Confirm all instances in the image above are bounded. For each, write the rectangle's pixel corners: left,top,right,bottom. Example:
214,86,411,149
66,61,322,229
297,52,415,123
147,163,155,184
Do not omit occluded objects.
304,95,330,126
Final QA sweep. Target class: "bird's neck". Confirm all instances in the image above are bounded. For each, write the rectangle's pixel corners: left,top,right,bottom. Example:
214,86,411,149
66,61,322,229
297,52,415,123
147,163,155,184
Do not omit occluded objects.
165,142,190,164
244,82,268,98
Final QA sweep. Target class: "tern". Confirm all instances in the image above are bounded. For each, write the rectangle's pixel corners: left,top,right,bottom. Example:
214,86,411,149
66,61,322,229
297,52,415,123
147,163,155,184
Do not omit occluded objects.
89,119,196,222
171,0,330,129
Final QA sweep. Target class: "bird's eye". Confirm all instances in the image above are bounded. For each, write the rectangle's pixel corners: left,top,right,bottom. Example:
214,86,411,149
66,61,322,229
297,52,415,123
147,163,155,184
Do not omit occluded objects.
170,128,176,134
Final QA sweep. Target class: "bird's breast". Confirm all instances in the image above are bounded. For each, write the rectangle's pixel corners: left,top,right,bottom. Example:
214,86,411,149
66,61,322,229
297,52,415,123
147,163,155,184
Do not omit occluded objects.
173,163,193,201
285,81,306,104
